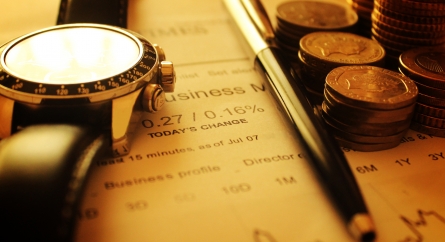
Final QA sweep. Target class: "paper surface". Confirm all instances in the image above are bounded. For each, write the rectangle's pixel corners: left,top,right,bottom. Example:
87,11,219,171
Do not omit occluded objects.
1,0,445,241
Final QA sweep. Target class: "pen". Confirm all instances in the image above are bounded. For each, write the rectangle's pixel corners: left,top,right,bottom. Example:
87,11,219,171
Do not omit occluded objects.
222,0,376,241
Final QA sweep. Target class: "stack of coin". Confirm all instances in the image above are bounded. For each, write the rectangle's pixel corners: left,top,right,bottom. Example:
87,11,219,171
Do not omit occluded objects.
346,0,373,37
275,0,358,61
371,0,445,69
298,31,385,103
399,45,445,137
322,65,418,151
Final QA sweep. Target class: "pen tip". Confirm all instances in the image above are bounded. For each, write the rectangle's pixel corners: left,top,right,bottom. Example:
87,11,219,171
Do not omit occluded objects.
348,213,376,242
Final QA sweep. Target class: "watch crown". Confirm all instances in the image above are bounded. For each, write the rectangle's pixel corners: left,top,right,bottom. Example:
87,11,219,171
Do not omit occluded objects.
142,84,166,113
153,44,175,93
154,44,166,61
159,61,176,93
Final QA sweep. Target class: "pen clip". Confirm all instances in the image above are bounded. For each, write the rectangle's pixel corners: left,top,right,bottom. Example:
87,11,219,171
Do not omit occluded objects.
241,0,275,44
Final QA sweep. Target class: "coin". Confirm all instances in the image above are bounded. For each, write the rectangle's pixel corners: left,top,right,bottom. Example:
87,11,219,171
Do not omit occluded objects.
324,88,415,122
274,0,358,63
275,21,305,42
417,93,445,108
413,81,445,99
413,113,445,129
298,32,385,98
411,121,445,138
321,107,411,136
371,17,445,39
415,102,445,119
373,1,445,25
297,50,333,74
298,50,336,74
371,0,445,68
323,96,413,123
372,10,445,32
325,65,418,110
372,24,445,46
327,122,407,143
334,136,402,152
371,28,418,52
322,65,417,151
391,0,445,11
399,46,445,89
299,32,386,67
276,0,358,31
375,0,445,17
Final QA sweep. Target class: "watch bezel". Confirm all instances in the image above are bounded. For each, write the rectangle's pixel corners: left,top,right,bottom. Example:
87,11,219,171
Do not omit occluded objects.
0,23,158,104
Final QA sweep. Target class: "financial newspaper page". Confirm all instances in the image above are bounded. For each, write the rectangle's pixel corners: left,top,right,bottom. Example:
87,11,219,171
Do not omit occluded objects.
1,0,445,241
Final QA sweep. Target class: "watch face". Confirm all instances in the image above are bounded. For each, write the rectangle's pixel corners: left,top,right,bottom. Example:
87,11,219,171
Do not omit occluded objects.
5,27,140,84
0,24,157,102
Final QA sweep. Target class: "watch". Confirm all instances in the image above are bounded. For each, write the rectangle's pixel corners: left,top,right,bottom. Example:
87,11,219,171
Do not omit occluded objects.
0,23,175,156
0,7,175,157
0,0,175,241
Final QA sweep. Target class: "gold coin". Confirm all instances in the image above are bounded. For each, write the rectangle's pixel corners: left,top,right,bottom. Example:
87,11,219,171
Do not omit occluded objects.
276,0,358,31
323,95,413,123
297,50,332,75
325,65,418,110
413,113,445,129
372,24,445,46
399,46,445,89
411,121,445,138
325,88,415,120
371,28,418,54
405,0,445,10
371,10,445,32
417,93,445,108
415,102,445,119
326,121,407,144
299,31,385,67
321,107,411,136
375,0,445,17
373,1,445,24
371,17,445,39
414,81,445,99
334,136,402,151
383,0,445,11
275,20,307,42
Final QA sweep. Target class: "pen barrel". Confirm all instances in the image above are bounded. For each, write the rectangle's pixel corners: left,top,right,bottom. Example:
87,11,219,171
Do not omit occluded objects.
255,47,369,221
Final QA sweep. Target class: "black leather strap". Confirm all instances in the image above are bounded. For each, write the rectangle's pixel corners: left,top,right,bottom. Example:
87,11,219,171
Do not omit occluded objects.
57,0,128,27
0,125,106,242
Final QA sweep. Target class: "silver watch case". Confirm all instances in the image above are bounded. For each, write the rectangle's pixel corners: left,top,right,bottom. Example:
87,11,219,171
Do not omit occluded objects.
0,23,176,156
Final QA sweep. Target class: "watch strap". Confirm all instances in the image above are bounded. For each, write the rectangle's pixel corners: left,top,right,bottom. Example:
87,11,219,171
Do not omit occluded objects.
57,0,128,27
0,125,106,242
